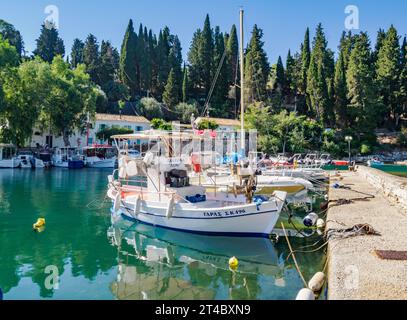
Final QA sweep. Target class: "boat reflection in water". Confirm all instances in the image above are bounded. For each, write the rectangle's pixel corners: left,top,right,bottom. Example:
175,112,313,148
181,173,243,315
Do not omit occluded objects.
107,219,287,300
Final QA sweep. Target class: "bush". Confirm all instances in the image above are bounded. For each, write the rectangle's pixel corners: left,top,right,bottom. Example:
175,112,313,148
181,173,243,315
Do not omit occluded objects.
398,128,407,147
175,102,198,124
196,119,219,130
360,143,372,155
96,127,133,143
138,97,163,120
151,118,172,131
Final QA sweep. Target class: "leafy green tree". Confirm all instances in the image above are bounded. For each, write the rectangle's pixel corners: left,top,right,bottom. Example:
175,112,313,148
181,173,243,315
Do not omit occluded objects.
120,19,139,98
376,25,402,128
339,31,355,70
0,36,19,68
0,19,23,56
83,34,101,84
245,25,270,103
42,56,100,146
33,23,64,63
70,38,84,68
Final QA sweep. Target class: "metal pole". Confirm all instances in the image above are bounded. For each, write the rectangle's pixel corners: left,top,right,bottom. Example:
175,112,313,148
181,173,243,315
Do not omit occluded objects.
348,141,351,164
239,8,245,156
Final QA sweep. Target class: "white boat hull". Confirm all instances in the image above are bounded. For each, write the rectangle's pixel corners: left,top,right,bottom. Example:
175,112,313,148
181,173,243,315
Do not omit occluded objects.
0,159,21,168
108,189,285,238
86,157,116,168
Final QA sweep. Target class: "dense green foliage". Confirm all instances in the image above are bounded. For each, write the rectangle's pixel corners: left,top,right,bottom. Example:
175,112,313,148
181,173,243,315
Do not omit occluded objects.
1,16,407,155
196,119,219,130
96,126,133,143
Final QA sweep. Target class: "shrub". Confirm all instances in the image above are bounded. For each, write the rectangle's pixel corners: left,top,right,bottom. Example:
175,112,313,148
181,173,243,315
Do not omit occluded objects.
151,118,172,131
137,97,163,120
196,119,219,130
175,102,198,124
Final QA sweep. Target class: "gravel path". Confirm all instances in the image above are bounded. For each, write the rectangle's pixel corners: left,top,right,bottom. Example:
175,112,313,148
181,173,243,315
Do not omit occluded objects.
327,169,407,300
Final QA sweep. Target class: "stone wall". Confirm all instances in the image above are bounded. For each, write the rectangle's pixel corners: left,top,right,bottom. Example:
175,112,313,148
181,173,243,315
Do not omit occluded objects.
357,166,407,212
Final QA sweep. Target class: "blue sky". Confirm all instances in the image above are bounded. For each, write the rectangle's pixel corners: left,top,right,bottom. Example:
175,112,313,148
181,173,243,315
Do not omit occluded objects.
1,0,406,64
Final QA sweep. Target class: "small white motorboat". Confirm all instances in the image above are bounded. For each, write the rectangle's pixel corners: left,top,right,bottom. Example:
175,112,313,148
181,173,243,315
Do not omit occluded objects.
0,144,21,168
52,147,85,169
84,144,116,168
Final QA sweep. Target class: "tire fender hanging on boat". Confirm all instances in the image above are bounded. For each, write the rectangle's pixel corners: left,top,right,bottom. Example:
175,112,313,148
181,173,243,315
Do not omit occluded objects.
166,196,175,219
133,196,141,217
113,192,121,213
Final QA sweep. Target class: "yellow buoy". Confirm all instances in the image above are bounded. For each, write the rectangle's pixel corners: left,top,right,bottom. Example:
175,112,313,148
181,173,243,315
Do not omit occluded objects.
33,218,46,230
229,256,239,270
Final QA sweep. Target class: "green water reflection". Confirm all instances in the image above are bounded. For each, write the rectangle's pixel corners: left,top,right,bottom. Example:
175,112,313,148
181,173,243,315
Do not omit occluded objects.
0,169,324,300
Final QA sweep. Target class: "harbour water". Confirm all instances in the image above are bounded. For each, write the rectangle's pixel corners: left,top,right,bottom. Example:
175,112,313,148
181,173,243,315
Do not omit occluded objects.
0,169,325,300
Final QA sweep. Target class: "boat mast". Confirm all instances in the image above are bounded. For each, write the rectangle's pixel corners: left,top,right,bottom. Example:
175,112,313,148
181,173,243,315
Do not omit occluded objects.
239,8,245,156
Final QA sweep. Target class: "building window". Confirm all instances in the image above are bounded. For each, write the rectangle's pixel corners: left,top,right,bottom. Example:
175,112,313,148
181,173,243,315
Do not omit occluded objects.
136,126,143,132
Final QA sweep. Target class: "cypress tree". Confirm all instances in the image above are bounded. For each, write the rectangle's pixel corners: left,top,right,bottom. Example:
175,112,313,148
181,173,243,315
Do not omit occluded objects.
334,51,348,128
120,19,139,98
99,40,119,86
297,28,311,114
373,28,386,63
347,32,379,133
339,31,354,70
376,25,402,128
275,56,285,90
399,37,407,118
182,64,188,102
163,68,180,109
200,14,214,98
307,23,334,125
187,29,202,99
211,26,230,117
70,38,84,68
285,50,296,100
83,34,101,84
227,24,239,87
33,23,65,62
244,24,270,103
156,27,171,98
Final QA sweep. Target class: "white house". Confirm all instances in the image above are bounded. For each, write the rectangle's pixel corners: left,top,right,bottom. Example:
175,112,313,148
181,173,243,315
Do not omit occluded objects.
194,117,240,132
29,113,150,148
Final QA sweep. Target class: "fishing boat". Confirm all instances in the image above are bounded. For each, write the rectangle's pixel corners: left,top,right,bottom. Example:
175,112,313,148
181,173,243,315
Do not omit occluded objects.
17,151,46,169
52,147,85,168
0,144,21,168
83,144,116,168
107,131,287,238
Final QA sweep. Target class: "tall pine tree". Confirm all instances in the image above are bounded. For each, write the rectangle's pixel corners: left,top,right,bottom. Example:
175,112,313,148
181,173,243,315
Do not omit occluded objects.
70,38,84,68
376,25,402,128
244,24,270,103
33,23,65,62
347,32,379,133
83,34,101,84
334,50,348,128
